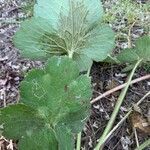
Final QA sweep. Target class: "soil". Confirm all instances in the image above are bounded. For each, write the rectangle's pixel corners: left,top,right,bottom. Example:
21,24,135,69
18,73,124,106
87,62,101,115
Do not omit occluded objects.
0,0,150,150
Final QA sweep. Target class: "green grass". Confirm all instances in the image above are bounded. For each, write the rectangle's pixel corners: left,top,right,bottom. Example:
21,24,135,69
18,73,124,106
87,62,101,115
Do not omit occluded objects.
103,0,149,30
21,0,35,17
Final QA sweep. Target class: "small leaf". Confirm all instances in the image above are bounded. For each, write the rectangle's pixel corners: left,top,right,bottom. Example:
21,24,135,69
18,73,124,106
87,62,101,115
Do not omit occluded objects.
122,64,136,72
135,36,150,61
103,55,120,64
0,104,45,139
117,48,139,63
73,53,93,72
117,36,150,63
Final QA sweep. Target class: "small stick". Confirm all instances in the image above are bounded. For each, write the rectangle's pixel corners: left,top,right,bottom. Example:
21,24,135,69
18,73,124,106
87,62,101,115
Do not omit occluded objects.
136,91,150,106
127,21,136,48
134,128,139,148
91,74,150,104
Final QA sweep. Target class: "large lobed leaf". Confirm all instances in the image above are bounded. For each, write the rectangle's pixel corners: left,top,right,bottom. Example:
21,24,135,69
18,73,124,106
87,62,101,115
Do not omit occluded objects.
14,0,115,71
0,56,92,149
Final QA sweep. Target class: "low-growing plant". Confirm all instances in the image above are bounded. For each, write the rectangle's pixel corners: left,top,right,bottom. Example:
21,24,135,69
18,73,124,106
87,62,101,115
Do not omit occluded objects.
1,0,149,149
105,36,150,71
0,1,115,149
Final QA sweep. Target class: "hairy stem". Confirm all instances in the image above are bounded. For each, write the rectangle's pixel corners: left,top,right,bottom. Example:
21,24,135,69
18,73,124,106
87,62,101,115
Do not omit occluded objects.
76,65,92,150
76,132,82,150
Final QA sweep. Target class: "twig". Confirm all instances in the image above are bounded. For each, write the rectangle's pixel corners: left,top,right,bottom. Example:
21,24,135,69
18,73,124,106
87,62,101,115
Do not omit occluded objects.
134,128,139,148
127,21,136,48
7,140,14,150
91,74,150,104
136,91,150,106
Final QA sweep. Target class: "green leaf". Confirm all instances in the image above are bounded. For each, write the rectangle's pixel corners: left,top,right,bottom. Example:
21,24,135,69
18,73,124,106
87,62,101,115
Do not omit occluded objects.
135,36,150,61
122,64,136,72
13,17,67,59
34,0,104,29
14,0,115,71
117,48,139,63
117,36,150,63
18,129,58,150
0,104,45,139
20,57,79,109
20,57,92,130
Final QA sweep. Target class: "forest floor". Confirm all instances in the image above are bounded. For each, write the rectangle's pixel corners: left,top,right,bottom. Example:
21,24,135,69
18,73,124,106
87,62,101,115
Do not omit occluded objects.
0,0,150,149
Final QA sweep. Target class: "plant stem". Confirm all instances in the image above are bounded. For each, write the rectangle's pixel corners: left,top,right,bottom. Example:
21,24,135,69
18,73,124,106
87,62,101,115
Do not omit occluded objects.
94,59,142,150
91,74,150,104
135,139,150,150
68,50,74,59
76,132,82,150
76,66,92,150
87,65,92,77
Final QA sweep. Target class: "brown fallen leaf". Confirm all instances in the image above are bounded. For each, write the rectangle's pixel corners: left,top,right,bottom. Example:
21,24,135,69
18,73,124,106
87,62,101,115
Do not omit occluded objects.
106,79,120,90
106,79,120,97
129,111,150,134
